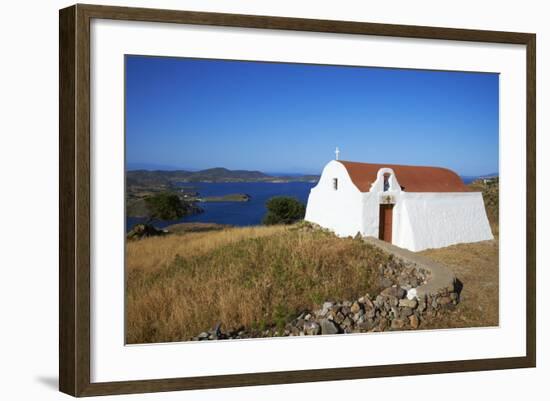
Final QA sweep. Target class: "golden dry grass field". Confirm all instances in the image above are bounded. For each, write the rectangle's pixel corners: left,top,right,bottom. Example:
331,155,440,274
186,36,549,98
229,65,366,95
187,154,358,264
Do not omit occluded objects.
126,225,392,344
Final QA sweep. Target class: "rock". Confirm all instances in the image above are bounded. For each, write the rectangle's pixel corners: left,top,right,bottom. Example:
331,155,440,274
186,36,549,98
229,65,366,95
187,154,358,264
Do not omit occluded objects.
323,301,334,310
380,287,394,297
342,317,353,328
363,297,375,309
409,314,420,329
380,286,406,299
357,321,373,331
350,301,362,314
378,263,385,274
320,319,339,335
380,277,393,288
365,307,376,319
387,296,399,307
400,307,413,318
334,311,345,324
198,332,209,340
438,296,452,305
399,298,418,309
391,318,407,330
396,287,407,299
374,295,385,308
406,288,418,300
126,223,165,240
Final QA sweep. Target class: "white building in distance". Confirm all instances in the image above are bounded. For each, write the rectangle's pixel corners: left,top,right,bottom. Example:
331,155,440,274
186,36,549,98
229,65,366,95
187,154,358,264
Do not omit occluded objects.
305,160,494,252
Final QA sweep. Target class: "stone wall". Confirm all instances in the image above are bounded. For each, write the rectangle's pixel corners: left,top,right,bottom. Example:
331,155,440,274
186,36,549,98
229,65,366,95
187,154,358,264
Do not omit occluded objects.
190,236,460,341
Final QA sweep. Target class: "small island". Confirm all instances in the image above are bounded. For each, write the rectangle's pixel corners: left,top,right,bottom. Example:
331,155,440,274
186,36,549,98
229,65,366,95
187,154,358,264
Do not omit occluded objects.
200,193,250,202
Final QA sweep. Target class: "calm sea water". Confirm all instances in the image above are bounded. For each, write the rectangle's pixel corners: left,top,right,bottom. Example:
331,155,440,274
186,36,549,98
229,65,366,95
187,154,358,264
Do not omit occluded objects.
126,181,316,231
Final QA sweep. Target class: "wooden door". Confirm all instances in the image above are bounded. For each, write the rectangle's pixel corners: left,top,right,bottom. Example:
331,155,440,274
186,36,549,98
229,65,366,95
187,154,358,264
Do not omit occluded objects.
378,204,394,243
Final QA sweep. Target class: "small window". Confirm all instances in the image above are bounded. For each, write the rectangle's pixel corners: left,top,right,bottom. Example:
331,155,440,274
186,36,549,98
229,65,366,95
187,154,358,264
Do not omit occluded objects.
383,173,391,192
333,178,338,190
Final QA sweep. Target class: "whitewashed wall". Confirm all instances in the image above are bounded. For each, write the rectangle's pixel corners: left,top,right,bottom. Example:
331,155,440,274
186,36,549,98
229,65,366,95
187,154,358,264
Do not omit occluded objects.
395,192,494,251
305,160,363,237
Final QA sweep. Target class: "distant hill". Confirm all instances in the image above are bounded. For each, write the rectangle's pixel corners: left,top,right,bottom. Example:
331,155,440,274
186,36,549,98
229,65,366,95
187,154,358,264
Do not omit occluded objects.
126,162,195,171
461,173,499,184
478,173,499,179
186,167,269,182
468,177,499,235
126,167,319,187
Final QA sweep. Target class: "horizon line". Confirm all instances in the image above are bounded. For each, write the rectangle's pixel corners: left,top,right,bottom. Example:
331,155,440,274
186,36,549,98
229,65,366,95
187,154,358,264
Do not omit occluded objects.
125,164,498,178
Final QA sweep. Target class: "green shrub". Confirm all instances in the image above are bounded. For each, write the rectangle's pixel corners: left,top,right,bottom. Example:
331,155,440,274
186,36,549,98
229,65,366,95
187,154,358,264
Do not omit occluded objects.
144,192,186,221
262,196,306,225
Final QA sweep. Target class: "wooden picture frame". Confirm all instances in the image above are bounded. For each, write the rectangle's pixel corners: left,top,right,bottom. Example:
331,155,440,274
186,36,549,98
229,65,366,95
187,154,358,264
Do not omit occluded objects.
59,3,536,397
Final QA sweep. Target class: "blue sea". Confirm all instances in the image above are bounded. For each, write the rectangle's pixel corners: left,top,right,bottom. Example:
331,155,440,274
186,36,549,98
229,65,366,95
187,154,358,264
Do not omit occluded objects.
126,181,316,231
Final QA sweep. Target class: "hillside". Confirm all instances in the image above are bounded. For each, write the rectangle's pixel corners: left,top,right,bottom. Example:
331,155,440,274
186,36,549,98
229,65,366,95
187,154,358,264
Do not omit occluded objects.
126,167,319,187
468,177,499,236
126,225,393,343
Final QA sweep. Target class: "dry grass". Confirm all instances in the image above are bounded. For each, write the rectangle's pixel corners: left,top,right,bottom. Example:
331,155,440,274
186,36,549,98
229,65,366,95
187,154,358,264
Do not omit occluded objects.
419,238,499,329
126,225,391,344
126,225,285,273
469,179,499,237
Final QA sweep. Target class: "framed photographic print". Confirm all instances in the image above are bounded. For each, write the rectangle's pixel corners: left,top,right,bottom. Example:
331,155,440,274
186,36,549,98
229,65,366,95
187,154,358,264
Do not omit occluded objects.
59,4,536,397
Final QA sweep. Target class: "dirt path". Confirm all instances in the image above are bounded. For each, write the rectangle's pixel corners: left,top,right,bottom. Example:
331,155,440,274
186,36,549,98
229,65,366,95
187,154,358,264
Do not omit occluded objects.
419,239,499,329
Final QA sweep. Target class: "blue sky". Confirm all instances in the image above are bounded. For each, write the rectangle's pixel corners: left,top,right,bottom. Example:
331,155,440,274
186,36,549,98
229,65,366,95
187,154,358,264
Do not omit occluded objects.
126,55,499,176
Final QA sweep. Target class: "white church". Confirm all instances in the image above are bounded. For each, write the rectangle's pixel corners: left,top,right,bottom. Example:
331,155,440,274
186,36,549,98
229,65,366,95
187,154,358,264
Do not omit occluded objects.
305,149,494,252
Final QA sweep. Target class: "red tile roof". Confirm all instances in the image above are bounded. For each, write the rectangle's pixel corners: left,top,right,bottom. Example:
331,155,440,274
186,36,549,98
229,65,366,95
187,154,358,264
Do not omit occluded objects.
337,160,470,193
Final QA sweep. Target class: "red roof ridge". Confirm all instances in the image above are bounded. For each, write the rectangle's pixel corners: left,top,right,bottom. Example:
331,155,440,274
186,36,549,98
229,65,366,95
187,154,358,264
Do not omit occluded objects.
337,160,470,193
